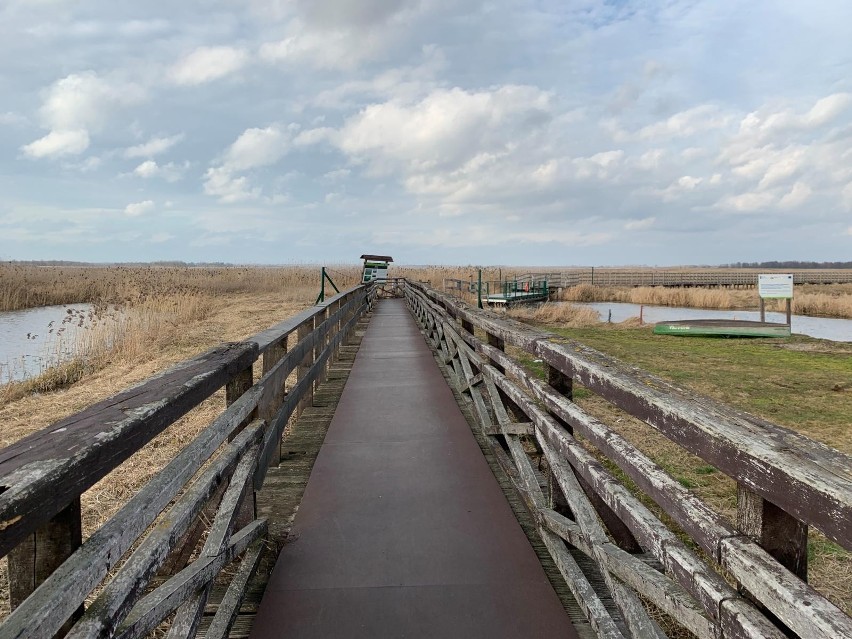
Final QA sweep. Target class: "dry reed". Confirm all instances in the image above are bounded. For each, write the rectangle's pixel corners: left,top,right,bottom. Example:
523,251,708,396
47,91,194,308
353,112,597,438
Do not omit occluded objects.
508,302,601,327
558,284,852,318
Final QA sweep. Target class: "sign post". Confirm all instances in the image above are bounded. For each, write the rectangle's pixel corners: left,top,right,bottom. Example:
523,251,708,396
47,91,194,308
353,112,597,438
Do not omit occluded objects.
758,274,793,325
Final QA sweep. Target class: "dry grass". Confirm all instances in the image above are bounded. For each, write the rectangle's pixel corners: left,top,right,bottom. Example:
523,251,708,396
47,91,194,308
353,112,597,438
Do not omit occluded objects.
0,266,339,620
787,291,852,317
507,302,601,327
529,326,852,616
2,265,848,625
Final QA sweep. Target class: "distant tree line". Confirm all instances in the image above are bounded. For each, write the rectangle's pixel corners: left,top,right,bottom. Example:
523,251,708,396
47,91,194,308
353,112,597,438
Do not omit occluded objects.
722,261,852,269
5,260,231,267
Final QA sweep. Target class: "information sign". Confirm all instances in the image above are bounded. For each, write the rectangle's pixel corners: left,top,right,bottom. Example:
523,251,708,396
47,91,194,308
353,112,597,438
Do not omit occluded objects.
758,274,793,299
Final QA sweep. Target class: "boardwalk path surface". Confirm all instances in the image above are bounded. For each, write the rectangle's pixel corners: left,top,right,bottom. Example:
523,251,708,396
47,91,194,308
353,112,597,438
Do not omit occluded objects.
250,299,577,638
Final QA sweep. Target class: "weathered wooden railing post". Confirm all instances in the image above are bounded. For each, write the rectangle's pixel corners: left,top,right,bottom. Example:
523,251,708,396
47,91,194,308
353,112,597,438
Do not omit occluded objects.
737,485,808,580
486,331,505,373
226,364,257,527
297,317,314,417
7,499,84,632
544,363,573,518
315,306,329,388
226,365,255,427
261,335,288,466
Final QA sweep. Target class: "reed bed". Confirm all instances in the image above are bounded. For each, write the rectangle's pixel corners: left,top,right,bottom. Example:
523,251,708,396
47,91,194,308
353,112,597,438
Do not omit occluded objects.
0,280,325,620
0,263,362,312
507,302,601,327
784,292,852,318
558,284,852,318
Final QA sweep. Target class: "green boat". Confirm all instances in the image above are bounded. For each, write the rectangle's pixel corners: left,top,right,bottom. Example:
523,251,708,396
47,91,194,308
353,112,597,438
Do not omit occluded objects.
653,319,791,338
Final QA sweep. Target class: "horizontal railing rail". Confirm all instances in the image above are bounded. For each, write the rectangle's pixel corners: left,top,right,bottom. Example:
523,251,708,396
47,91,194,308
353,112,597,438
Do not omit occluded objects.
405,280,852,639
0,284,375,639
552,268,852,288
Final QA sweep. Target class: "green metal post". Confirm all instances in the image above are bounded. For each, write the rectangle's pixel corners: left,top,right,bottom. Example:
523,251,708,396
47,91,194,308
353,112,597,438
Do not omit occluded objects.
477,269,483,309
316,266,341,304
316,267,326,304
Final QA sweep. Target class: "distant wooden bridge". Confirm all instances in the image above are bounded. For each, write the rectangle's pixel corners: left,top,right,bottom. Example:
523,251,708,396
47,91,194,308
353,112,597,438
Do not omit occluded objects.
1,281,850,638
445,269,852,296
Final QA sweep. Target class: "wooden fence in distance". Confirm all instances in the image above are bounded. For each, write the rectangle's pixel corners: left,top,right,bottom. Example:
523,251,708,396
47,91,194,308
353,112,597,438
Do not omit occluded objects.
445,269,852,292
406,281,852,639
0,285,374,639
552,269,852,288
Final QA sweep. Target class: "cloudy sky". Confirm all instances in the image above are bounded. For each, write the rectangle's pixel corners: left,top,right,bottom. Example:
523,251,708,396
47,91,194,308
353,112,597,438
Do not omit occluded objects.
2,0,851,266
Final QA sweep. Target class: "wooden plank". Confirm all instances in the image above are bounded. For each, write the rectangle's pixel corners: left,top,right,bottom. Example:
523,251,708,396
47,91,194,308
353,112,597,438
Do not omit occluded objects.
0,394,261,639
721,536,852,639
478,340,734,559
0,342,258,559
474,335,850,634
296,317,314,417
114,520,267,639
412,282,852,552
541,509,719,639
167,445,260,639
7,498,83,636
481,422,534,436
533,338,852,551
64,423,265,639
248,286,364,353
477,361,784,638
204,541,265,639
537,437,664,639
255,307,365,488
8,497,82,609
486,359,655,638
737,484,807,579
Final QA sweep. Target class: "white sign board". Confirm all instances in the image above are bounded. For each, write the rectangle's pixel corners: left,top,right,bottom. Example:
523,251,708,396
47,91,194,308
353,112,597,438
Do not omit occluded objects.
758,274,793,299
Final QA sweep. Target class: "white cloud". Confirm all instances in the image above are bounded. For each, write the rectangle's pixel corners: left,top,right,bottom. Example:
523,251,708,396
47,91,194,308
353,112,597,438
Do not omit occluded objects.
716,191,776,212
574,150,624,180
202,125,292,202
739,93,852,139
125,134,184,158
169,46,250,85
259,0,426,70
22,129,90,158
779,182,812,209
39,72,144,131
203,167,260,203
650,176,704,202
259,26,375,71
757,147,805,189
636,105,730,141
624,217,656,231
133,160,159,178
132,160,187,182
222,125,290,171
22,72,144,159
636,149,665,170
336,86,552,175
124,200,155,216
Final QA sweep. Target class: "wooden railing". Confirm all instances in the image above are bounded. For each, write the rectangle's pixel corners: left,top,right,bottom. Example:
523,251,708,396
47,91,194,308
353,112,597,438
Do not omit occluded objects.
552,269,852,288
405,281,852,639
0,284,374,639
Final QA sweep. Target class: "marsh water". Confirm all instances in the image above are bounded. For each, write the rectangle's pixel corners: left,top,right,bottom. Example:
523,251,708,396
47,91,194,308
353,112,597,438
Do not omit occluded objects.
1,300,849,384
0,304,95,383
579,302,852,342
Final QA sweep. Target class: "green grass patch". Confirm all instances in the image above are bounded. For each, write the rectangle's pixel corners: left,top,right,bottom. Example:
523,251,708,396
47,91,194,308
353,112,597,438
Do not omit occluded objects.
547,327,852,452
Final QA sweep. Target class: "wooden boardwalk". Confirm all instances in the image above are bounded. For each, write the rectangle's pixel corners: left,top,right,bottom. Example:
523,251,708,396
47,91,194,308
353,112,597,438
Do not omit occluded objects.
249,299,577,638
